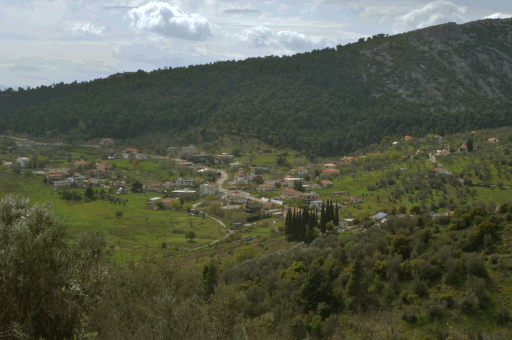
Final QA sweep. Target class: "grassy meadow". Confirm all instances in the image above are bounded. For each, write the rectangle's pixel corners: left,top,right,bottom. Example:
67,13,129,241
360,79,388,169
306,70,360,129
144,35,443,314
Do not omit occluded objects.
0,172,227,261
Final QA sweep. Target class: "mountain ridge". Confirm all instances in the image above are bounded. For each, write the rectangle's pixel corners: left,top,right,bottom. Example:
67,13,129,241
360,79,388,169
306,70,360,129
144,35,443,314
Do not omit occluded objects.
1,18,512,157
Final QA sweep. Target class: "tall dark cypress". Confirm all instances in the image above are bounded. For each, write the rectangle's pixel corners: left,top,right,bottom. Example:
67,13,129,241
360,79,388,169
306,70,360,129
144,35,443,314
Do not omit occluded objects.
285,207,292,235
334,202,339,226
320,202,326,234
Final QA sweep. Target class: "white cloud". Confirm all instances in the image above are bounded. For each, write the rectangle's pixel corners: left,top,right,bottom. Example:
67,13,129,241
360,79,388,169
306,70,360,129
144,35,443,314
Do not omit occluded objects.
238,25,274,48
483,13,512,19
238,25,331,52
128,2,213,41
67,21,105,36
392,0,467,33
277,30,328,51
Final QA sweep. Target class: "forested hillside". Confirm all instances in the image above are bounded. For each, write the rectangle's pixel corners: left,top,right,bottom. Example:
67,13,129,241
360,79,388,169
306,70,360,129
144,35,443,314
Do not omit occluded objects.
1,18,512,157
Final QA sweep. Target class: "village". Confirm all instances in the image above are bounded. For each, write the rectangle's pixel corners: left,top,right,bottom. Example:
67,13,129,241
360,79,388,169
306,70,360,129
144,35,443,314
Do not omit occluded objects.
1,129,502,240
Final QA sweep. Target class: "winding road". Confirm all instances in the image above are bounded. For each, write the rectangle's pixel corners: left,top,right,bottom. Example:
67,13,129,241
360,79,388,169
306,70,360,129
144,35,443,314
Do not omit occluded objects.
189,170,233,251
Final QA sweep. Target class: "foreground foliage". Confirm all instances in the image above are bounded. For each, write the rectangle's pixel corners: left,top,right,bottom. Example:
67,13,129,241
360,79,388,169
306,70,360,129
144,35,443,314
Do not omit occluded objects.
2,195,512,339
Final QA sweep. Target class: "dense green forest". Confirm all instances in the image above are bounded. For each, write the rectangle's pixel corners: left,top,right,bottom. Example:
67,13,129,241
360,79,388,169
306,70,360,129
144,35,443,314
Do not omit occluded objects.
1,18,512,157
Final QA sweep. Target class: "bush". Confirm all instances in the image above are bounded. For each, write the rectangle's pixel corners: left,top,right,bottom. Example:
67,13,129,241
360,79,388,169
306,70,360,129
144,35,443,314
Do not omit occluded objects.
424,300,444,318
489,254,500,265
458,291,478,313
496,306,512,325
172,229,185,234
439,294,455,309
464,253,488,278
402,306,418,323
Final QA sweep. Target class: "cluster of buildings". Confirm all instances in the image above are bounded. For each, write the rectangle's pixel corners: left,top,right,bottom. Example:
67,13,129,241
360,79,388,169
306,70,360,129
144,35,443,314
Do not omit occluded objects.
45,160,114,190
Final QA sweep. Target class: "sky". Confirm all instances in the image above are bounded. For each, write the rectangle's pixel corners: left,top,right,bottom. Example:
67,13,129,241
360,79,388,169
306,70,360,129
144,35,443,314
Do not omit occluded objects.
0,0,511,88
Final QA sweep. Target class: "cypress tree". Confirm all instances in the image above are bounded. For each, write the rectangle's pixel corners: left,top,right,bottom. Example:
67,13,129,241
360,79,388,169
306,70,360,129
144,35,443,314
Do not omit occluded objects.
285,207,292,235
204,261,218,299
467,137,474,152
334,202,339,226
345,252,367,306
320,202,326,234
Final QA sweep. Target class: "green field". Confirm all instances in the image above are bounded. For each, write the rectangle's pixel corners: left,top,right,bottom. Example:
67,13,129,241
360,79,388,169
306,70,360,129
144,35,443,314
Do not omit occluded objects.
0,172,226,261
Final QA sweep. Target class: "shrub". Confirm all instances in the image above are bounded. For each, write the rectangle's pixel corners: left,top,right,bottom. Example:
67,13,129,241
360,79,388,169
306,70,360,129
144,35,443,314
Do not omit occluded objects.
467,276,489,307
424,299,444,318
172,229,185,234
402,307,418,323
458,291,478,313
489,254,500,265
464,253,488,278
496,306,512,325
439,294,455,309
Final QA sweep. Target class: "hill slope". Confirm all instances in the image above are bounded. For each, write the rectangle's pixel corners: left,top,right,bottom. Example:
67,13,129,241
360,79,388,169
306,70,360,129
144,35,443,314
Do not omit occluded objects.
1,18,512,156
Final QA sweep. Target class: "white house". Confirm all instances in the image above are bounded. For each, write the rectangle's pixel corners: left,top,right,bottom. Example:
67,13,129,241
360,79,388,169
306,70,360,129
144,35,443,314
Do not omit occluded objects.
257,184,276,192
434,168,451,176
16,157,30,167
297,191,319,201
234,168,254,185
284,177,302,188
181,145,197,154
175,178,195,187
200,183,219,195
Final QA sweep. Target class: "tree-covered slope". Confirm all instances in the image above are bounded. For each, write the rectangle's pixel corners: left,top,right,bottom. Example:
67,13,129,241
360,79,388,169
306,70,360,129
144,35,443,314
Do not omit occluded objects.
1,18,512,157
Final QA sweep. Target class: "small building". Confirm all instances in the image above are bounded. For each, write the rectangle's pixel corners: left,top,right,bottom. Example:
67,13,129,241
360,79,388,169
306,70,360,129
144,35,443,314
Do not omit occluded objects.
258,183,276,192
135,153,149,160
284,177,302,188
320,180,334,188
488,138,498,143
161,198,174,208
404,136,413,141
234,168,253,185
240,235,253,242
175,178,196,188
46,173,64,183
289,167,309,177
2,161,13,168
16,140,31,147
16,157,30,167
53,180,72,190
371,212,389,222
50,142,63,150
73,160,89,171
323,168,340,175
244,203,262,213
181,145,197,154
322,163,336,170
172,188,198,199
349,196,363,204
280,189,302,200
200,183,219,195
433,167,451,176
147,197,163,205
215,154,234,164
459,143,468,152
99,138,114,145
146,182,163,192
310,201,323,209
298,191,320,202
